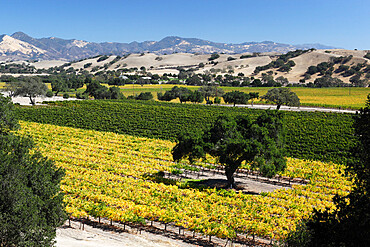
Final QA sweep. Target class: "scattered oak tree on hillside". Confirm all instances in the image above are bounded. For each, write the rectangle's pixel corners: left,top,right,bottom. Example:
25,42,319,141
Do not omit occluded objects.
172,111,286,188
0,95,66,246
261,88,300,110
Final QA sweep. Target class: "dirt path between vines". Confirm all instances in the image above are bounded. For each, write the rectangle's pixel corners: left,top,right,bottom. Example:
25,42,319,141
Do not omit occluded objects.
56,220,196,247
56,219,270,247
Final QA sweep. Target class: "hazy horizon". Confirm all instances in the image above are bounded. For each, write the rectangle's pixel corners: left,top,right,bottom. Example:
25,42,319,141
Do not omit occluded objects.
1,0,369,50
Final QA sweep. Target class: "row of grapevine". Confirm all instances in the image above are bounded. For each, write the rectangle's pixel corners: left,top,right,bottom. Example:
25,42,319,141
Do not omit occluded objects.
19,121,353,241
15,99,357,164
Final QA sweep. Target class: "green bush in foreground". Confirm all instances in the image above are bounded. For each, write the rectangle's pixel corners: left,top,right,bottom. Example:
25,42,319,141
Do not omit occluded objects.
0,95,66,246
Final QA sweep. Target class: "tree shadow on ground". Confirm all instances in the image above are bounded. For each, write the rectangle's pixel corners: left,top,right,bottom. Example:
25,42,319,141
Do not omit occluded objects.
142,172,260,195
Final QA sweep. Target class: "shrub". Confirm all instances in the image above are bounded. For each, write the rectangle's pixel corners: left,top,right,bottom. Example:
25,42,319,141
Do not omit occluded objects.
84,63,92,69
97,55,109,62
46,90,53,97
208,53,220,61
63,93,69,99
76,92,88,99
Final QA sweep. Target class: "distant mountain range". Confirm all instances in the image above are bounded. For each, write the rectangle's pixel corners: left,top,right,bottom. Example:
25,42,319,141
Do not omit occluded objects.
0,32,338,61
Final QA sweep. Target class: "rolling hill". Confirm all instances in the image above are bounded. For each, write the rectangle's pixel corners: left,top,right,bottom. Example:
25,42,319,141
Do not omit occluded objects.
0,32,337,61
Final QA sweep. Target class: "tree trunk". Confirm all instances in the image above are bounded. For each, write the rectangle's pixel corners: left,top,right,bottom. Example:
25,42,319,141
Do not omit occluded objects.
29,96,35,106
225,165,238,189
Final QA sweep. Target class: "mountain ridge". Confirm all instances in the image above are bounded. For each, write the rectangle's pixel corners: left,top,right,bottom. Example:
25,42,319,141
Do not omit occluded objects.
0,32,339,61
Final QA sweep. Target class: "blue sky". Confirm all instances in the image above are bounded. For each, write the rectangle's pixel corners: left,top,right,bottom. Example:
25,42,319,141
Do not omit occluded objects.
2,0,369,49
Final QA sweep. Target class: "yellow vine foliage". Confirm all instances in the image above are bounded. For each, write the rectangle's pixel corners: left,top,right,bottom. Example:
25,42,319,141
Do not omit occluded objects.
18,121,353,240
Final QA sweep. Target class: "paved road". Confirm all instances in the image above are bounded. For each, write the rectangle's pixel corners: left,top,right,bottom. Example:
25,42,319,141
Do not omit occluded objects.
218,103,358,114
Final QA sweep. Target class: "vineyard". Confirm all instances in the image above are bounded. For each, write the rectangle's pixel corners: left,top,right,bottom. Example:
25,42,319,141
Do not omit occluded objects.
19,121,353,242
15,99,357,164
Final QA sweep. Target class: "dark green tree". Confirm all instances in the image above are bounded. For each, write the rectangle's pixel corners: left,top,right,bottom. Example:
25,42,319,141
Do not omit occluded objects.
51,78,68,96
249,92,259,106
223,91,250,106
172,111,286,188
69,76,84,91
186,75,202,85
276,76,289,85
178,91,192,103
314,76,345,87
251,79,263,87
108,86,124,99
135,92,153,100
0,95,19,134
261,88,300,110
157,91,176,101
198,85,224,103
214,97,221,104
7,76,48,105
208,53,220,61
85,81,109,99
158,86,194,103
189,90,204,104
0,95,66,246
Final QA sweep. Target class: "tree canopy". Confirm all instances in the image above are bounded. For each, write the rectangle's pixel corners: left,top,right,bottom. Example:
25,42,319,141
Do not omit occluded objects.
0,94,66,246
85,81,124,99
261,88,300,110
6,76,48,105
0,95,19,134
197,85,224,103
157,86,205,104
223,91,250,106
172,111,286,188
